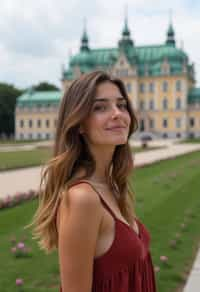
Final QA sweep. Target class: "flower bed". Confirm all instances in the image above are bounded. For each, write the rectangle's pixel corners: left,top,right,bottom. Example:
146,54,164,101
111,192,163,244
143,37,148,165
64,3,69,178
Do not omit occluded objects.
0,190,38,210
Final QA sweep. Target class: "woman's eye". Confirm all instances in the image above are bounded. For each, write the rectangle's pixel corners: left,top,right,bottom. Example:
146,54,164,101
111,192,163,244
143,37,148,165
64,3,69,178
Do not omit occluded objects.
93,105,107,111
118,103,127,110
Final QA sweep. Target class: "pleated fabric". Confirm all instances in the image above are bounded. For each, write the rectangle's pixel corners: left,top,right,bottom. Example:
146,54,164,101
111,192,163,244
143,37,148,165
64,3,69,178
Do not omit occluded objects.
60,180,157,292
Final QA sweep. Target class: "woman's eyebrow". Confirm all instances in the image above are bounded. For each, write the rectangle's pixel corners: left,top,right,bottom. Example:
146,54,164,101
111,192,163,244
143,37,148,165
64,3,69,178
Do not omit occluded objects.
94,97,125,102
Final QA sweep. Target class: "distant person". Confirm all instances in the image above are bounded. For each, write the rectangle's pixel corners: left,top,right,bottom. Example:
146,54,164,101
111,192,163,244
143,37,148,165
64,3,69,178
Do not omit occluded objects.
30,71,157,291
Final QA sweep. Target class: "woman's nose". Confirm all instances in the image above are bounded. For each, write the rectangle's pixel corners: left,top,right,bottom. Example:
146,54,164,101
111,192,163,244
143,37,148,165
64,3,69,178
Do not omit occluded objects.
111,105,122,118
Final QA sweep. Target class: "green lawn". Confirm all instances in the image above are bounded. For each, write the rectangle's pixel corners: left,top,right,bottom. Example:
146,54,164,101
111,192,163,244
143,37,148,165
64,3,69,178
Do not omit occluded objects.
0,146,162,171
0,139,45,145
0,147,52,171
0,151,200,291
179,138,200,143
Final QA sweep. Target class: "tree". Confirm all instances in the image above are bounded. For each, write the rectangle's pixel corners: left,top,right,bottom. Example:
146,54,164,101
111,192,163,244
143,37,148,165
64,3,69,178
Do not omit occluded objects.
0,83,23,137
33,82,59,91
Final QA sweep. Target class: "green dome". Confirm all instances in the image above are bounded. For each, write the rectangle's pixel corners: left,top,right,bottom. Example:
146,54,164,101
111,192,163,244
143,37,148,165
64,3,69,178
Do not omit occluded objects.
159,47,187,62
70,51,94,67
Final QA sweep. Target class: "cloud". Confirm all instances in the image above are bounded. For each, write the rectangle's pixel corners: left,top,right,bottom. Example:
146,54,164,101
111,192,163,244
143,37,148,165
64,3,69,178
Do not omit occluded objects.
0,0,200,88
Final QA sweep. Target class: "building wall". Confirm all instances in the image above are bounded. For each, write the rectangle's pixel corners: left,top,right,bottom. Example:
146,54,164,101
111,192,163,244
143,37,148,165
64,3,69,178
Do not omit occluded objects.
15,67,200,140
15,106,58,140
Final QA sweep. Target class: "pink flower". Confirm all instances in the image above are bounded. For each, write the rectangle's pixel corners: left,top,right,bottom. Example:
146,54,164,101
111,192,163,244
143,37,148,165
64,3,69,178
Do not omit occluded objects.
16,278,23,286
160,255,168,262
17,242,25,250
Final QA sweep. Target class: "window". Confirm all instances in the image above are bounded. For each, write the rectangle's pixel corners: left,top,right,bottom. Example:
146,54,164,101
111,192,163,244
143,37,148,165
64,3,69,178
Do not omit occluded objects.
149,118,154,129
149,82,154,93
140,83,145,93
176,118,181,128
140,119,145,131
163,118,168,128
46,133,50,139
37,119,41,128
175,98,181,110
176,80,181,92
20,133,24,140
163,98,168,110
29,120,33,128
162,81,168,92
46,119,50,128
54,119,57,127
20,120,24,128
28,133,32,139
126,83,132,93
37,133,41,139
149,99,154,110
140,100,145,110
189,118,195,127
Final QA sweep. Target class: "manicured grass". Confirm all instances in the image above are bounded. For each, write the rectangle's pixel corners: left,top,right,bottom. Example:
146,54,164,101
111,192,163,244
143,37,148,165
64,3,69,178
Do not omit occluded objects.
0,147,52,171
179,138,200,143
132,146,164,153
0,139,45,145
131,150,200,292
0,151,200,291
0,146,162,171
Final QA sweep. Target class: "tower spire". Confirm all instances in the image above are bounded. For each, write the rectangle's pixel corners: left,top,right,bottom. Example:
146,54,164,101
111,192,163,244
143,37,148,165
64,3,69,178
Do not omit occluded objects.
80,18,89,51
118,5,134,53
166,9,176,46
122,4,130,38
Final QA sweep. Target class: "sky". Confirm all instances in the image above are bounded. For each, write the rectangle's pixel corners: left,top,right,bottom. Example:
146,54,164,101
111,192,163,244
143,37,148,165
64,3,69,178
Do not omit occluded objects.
0,0,200,90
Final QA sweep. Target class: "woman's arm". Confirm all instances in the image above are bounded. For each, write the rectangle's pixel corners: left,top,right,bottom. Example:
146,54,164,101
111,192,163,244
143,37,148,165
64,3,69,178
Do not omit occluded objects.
57,183,103,292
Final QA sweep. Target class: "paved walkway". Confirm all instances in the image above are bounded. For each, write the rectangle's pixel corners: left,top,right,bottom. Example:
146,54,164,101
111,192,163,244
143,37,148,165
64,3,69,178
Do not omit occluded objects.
0,140,200,292
1,142,200,198
183,245,200,292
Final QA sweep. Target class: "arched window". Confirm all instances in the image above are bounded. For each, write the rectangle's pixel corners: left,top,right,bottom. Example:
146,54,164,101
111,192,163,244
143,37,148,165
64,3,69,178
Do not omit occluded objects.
163,118,168,128
149,82,155,93
29,120,33,128
175,98,181,109
20,120,24,128
149,118,155,129
162,81,168,92
37,119,41,128
176,80,181,92
126,83,132,93
46,119,50,128
176,118,181,128
149,99,154,110
163,98,168,110
140,100,145,110
140,83,145,93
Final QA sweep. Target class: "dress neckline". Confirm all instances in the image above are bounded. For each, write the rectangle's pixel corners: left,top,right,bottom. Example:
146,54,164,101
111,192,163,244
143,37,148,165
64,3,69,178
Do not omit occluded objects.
69,179,141,239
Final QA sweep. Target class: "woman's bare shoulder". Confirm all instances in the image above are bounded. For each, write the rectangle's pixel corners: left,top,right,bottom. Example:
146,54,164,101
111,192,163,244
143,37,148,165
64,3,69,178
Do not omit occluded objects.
57,182,102,231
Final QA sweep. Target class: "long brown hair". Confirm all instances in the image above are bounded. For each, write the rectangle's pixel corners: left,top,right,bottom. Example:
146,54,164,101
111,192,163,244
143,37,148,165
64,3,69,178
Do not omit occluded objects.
28,70,138,253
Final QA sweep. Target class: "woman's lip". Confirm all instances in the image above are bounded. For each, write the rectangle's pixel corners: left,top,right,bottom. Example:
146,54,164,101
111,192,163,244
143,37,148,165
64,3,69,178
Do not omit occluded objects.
106,126,126,130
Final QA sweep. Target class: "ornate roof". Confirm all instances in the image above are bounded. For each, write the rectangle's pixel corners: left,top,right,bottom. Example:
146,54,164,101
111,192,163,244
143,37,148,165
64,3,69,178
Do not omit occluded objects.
188,88,200,104
17,90,61,107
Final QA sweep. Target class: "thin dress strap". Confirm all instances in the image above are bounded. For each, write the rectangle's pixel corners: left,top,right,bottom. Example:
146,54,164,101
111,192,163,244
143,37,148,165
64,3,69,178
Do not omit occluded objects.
68,179,117,220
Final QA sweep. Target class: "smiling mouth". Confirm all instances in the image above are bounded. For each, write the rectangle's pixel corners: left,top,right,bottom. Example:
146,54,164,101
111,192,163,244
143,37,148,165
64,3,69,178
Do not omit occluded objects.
106,127,127,131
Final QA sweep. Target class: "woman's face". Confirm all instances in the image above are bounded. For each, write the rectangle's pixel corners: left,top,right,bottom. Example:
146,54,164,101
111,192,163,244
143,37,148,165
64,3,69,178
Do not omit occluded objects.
80,81,131,148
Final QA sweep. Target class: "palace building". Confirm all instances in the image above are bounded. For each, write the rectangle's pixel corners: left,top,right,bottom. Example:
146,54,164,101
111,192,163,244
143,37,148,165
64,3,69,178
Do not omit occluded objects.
15,17,200,140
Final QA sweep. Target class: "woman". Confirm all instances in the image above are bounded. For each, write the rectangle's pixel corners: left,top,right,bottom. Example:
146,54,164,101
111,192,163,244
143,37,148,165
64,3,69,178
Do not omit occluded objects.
30,71,157,291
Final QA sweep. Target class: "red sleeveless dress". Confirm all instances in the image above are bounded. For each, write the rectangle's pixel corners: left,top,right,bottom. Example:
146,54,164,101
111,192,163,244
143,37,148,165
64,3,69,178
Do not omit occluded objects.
59,180,157,292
